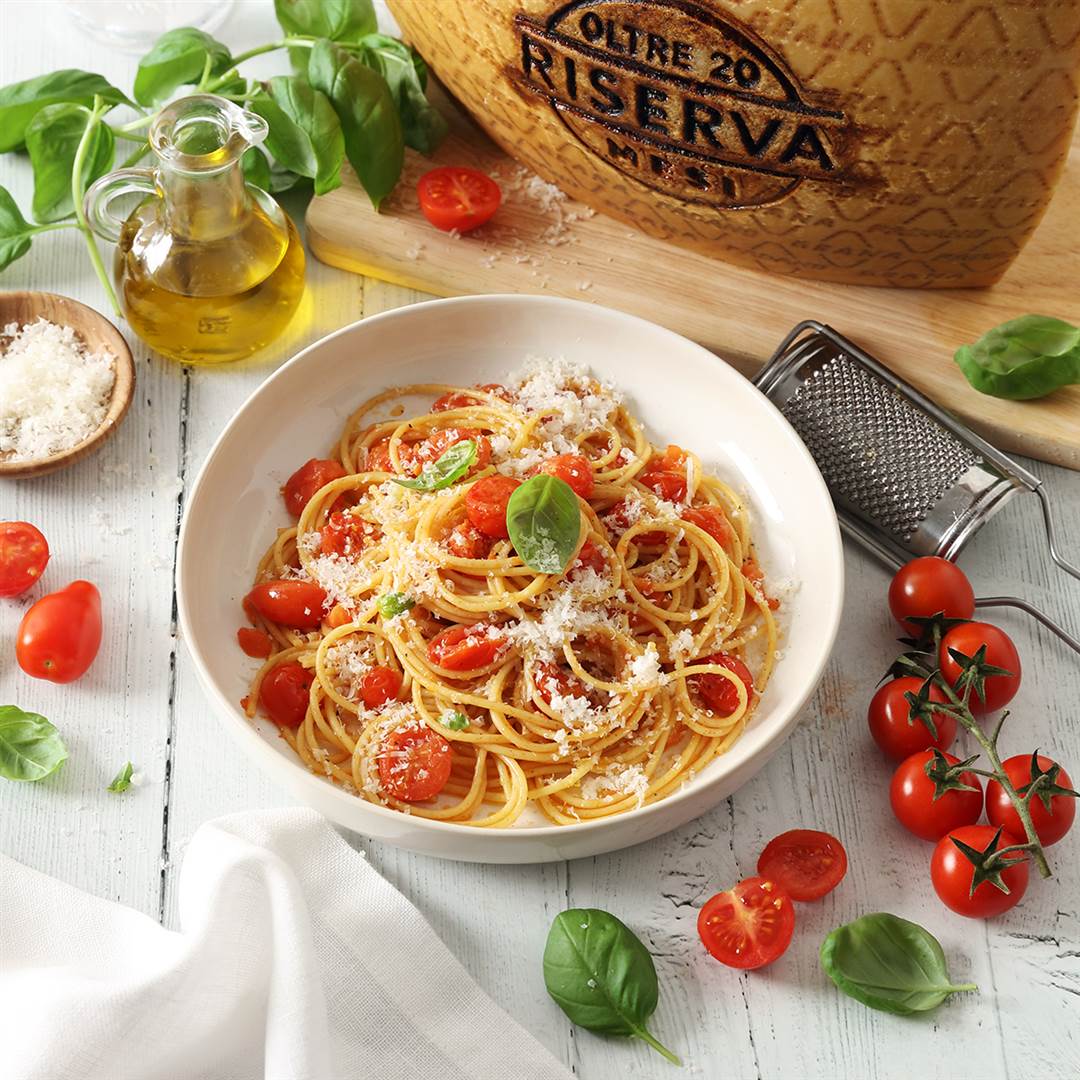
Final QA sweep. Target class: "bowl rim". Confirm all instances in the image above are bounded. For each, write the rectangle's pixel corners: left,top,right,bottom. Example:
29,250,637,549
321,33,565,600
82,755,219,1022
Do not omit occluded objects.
177,294,844,840
0,290,135,479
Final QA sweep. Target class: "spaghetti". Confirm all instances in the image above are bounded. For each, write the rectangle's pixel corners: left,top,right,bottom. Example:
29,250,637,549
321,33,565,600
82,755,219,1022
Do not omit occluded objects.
239,360,781,826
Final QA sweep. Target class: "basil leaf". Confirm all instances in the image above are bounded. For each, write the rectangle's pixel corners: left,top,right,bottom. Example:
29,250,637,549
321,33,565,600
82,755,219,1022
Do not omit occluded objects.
241,146,273,191
308,40,403,210
0,706,68,782
821,913,977,1015
252,77,344,196
0,185,35,272
0,70,129,153
356,34,447,154
443,711,468,730
25,104,114,223
133,27,232,106
274,0,377,41
954,315,1080,401
377,592,415,618
543,909,680,1064
108,761,135,793
391,439,477,492
507,475,581,574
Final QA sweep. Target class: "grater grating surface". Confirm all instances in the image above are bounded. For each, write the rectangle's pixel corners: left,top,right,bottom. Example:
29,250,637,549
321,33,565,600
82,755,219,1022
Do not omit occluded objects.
780,355,979,543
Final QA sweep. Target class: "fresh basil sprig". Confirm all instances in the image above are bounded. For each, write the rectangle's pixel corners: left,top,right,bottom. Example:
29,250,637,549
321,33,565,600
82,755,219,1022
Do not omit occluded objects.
392,439,477,492
0,706,69,782
544,909,680,1064
108,761,135,793
954,315,1080,400
821,913,977,1015
507,474,582,574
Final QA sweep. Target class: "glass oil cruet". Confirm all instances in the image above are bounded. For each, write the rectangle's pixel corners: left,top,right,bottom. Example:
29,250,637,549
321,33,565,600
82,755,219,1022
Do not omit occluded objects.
85,94,305,364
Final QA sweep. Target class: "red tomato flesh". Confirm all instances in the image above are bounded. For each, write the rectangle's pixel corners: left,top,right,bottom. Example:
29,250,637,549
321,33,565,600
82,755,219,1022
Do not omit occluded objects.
692,653,754,717
888,556,975,634
379,723,453,801
697,877,795,969
16,580,102,684
259,661,312,728
427,623,503,671
465,475,520,539
682,506,733,551
417,166,501,233
540,454,595,499
0,521,50,598
283,458,346,517
569,540,607,578
245,580,327,629
938,622,1021,714
987,754,1075,847
359,665,403,709
890,751,984,842
756,829,848,901
930,824,1028,918
867,676,955,760
237,627,274,658
320,511,378,558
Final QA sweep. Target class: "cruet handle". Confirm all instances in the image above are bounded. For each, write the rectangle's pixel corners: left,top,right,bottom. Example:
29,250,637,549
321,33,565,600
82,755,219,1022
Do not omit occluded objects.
83,168,161,243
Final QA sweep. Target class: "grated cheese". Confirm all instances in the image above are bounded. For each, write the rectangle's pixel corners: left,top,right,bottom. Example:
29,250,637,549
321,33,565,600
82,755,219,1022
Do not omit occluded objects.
0,318,116,462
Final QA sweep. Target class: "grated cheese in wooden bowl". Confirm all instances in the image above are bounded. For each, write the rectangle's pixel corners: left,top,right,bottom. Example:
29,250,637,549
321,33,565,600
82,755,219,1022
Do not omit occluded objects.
0,318,116,463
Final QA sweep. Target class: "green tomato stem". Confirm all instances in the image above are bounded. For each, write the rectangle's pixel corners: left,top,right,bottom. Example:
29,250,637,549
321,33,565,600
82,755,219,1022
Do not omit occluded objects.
72,96,121,318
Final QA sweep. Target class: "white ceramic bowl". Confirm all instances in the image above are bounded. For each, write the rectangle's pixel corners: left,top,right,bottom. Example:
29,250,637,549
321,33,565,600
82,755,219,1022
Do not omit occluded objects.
178,295,843,862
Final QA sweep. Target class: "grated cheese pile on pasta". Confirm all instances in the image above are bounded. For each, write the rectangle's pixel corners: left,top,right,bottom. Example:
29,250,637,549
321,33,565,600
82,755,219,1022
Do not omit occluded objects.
239,360,782,827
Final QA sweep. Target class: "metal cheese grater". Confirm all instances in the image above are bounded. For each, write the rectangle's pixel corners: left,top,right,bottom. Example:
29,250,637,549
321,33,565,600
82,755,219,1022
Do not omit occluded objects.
754,320,1080,655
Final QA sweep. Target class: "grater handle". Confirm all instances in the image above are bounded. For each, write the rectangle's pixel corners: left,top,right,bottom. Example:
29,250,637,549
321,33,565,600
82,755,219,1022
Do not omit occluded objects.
1035,486,1080,585
974,596,1080,656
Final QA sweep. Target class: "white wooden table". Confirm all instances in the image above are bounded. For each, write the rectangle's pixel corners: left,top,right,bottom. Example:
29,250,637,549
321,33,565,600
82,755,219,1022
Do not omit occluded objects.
2,5,1079,1077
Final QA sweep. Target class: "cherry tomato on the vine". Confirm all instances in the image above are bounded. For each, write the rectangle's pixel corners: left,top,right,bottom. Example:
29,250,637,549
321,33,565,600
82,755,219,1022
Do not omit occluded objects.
867,676,955,760
417,166,501,233
259,661,313,728
379,722,453,801
888,556,975,634
697,877,795,969
890,750,984,842
0,521,50,598
938,621,1021,715
987,754,1076,847
930,824,1029,918
756,829,848,901
16,580,102,683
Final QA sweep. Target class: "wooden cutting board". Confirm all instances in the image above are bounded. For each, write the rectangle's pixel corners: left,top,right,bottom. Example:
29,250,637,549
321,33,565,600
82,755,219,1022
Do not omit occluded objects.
307,99,1080,470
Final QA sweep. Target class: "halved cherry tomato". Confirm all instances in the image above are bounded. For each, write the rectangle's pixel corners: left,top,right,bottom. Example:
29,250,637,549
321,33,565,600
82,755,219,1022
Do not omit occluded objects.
570,540,607,578
692,653,754,717
741,556,779,611
640,445,688,502
237,627,273,658
533,661,589,706
540,454,594,499
867,676,955,760
938,621,1020,714
283,458,346,517
245,580,327,629
379,722,453,800
756,829,848,901
890,751,983,841
986,753,1075,847
888,556,975,635
427,623,503,671
359,665,403,709
431,384,510,411
16,580,102,683
445,522,492,560
682,506,733,551
320,511,378,558
697,877,795,969
930,824,1028,918
417,166,501,233
465,475,520,538
365,437,397,473
0,521,50,597
259,661,312,728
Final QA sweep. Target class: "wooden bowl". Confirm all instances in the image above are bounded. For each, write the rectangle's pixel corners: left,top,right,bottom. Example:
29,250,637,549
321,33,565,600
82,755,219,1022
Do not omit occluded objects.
0,291,135,479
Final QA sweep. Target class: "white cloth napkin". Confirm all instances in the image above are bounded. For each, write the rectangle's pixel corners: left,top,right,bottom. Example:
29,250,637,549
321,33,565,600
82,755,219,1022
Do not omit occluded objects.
0,808,573,1080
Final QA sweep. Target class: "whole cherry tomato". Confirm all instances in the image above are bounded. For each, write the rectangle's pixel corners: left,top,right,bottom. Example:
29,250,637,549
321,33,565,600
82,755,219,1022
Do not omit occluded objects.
986,753,1076,847
379,722,453,800
938,622,1021,715
0,521,50,597
540,454,595,499
259,661,313,728
888,556,975,635
283,458,347,517
359,665,403,709
465,476,520,539
890,750,984,842
867,676,956,760
692,653,754,718
697,877,795,969
245,580,327,629
930,824,1029,918
16,580,102,683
